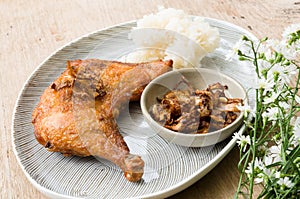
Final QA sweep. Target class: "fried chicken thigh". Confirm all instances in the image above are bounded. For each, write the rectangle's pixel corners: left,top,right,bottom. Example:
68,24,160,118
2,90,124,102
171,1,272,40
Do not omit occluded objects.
32,59,172,182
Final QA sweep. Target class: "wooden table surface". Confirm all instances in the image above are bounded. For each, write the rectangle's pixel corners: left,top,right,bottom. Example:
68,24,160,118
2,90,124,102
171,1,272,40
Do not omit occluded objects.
1,0,299,198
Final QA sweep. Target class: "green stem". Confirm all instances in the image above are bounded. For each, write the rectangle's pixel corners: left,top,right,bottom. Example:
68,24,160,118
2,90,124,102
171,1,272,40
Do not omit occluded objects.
249,88,261,198
282,145,300,175
257,122,276,143
235,141,253,198
251,40,260,79
278,115,287,163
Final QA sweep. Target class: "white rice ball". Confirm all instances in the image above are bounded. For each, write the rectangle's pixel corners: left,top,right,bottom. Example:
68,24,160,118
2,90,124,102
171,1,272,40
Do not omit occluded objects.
123,7,220,69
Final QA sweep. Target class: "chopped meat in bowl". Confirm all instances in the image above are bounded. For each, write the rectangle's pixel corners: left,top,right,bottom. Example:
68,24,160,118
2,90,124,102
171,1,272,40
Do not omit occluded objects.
141,68,248,147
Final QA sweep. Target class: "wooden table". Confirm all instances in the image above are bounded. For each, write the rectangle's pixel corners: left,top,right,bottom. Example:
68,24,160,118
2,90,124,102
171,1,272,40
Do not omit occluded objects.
1,0,299,198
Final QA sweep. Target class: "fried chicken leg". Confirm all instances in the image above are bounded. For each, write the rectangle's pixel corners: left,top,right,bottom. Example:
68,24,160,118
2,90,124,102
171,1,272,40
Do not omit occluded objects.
32,59,172,182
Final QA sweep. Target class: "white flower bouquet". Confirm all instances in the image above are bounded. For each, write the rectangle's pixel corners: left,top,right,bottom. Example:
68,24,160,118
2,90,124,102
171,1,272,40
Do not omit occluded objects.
228,24,300,198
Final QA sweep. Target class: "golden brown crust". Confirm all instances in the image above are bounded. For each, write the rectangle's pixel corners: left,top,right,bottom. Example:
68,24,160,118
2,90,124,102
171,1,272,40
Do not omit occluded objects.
32,59,172,182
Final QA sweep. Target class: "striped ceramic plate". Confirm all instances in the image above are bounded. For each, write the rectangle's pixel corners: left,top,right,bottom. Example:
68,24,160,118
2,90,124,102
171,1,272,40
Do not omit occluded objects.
12,18,256,199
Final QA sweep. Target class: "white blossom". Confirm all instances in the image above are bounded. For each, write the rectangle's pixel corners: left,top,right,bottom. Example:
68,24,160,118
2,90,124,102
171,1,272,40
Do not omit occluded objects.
277,177,295,188
254,158,264,170
268,144,282,163
263,167,272,176
282,24,300,39
281,24,300,60
263,92,281,105
258,39,279,61
245,158,264,182
264,155,273,166
255,77,275,96
278,101,290,110
293,131,300,140
290,116,300,146
295,95,300,104
236,104,254,117
262,107,280,121
256,35,298,84
257,142,268,155
281,43,300,61
291,116,300,129
245,163,253,175
257,58,272,73
254,174,264,184
225,39,246,61
229,23,300,196
275,171,281,179
269,63,297,84
233,131,251,152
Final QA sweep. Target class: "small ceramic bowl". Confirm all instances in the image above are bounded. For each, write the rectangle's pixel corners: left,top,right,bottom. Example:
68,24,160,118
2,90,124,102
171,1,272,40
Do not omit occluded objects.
140,68,247,147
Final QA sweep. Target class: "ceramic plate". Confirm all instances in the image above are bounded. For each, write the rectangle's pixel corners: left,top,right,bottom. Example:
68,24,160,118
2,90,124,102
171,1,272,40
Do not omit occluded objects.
12,18,257,199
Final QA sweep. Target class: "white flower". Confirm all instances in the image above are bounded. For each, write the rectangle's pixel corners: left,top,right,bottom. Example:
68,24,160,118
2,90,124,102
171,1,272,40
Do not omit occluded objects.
281,24,300,60
275,171,281,179
257,142,268,155
245,158,264,182
290,136,299,148
245,163,253,175
254,174,264,184
264,155,273,166
254,158,264,170
236,104,254,117
291,116,300,128
290,116,300,146
295,95,300,104
269,63,297,84
293,129,300,145
257,36,298,84
281,43,300,61
277,177,295,188
262,107,280,121
263,167,272,176
269,144,282,163
278,101,290,110
263,92,281,104
233,131,251,152
255,77,275,96
282,23,300,39
257,39,281,61
225,39,246,61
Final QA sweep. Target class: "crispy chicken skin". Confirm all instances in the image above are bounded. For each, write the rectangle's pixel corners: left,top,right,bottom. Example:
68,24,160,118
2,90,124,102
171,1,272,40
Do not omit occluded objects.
32,59,172,182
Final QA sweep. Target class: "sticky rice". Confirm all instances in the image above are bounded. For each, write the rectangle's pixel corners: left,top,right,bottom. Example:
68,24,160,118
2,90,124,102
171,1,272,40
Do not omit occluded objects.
123,7,220,69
